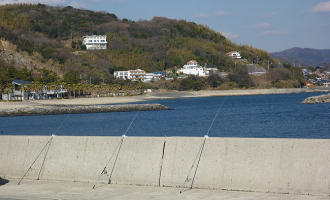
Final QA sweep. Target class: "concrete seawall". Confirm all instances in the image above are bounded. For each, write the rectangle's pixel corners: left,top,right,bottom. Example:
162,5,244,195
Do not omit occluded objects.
0,136,329,196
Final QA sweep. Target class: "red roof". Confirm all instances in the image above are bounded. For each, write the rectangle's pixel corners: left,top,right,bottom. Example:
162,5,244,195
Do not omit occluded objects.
226,51,237,55
187,60,198,64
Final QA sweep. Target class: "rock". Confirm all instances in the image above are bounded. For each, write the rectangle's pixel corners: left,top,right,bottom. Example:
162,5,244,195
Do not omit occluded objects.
301,93,330,104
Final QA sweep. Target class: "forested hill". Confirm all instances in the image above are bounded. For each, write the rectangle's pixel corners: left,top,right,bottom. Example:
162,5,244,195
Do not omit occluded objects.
0,3,279,83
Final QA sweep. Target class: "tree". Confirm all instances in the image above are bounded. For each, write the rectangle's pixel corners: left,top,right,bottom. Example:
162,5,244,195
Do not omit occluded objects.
4,87,12,102
64,70,81,84
207,74,223,88
307,67,315,71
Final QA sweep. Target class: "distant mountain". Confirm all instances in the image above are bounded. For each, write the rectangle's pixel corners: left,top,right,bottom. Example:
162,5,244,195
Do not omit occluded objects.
271,47,330,67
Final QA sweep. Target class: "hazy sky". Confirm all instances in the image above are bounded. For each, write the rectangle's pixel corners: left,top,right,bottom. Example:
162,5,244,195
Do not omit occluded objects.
1,0,330,52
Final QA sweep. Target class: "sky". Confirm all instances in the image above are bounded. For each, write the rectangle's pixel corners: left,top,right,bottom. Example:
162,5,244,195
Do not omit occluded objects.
1,0,330,53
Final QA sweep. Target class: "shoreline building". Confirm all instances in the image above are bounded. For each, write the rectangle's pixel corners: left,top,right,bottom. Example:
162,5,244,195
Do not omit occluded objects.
178,60,207,76
82,35,107,50
114,69,146,82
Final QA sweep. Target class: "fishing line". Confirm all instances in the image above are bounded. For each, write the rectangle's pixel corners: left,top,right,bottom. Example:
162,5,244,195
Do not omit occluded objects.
180,96,227,193
93,103,145,189
18,112,71,185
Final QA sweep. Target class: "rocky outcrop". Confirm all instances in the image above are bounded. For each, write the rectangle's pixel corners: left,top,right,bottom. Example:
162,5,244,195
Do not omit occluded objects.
0,104,173,117
0,39,64,78
301,93,330,104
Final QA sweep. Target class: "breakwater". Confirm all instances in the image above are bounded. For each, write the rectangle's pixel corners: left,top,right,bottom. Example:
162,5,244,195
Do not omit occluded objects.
301,93,330,104
0,104,172,117
1,136,329,196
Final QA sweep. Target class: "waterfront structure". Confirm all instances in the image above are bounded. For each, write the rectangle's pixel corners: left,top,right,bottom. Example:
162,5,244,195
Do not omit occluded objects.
178,60,207,76
114,69,146,82
2,79,31,101
226,51,242,59
82,35,107,50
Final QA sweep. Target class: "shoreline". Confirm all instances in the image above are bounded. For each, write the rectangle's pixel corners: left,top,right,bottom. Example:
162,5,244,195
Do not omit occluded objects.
1,87,329,111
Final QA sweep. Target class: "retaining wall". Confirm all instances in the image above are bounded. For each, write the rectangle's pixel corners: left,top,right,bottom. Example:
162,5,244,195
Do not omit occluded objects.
0,136,329,196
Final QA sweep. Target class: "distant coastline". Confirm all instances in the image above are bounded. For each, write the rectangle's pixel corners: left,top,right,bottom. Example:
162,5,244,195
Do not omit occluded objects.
1,87,329,112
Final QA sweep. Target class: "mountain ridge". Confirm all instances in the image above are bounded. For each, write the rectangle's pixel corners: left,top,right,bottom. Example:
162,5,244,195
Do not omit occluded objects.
271,47,330,67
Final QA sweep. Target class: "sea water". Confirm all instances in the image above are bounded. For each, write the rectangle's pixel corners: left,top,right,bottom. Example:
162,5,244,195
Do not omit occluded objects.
1,93,329,138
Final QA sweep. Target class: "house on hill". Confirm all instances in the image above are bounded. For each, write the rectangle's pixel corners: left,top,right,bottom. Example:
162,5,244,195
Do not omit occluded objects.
82,35,107,50
306,79,316,87
226,51,242,59
178,60,207,76
204,64,218,75
320,71,329,80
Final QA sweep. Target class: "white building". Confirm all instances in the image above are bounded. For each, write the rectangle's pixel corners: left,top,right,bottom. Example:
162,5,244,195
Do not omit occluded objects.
145,73,154,82
114,69,146,82
226,51,242,59
82,35,107,50
178,60,207,76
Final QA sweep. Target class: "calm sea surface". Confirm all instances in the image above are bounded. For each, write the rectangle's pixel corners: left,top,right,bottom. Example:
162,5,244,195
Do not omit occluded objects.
1,92,329,138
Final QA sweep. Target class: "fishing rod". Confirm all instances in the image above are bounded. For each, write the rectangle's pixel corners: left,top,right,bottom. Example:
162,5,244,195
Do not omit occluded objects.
92,103,144,189
18,112,71,185
180,96,227,193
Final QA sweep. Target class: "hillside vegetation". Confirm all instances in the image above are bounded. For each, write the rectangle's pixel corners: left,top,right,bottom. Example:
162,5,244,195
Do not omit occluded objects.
0,3,305,96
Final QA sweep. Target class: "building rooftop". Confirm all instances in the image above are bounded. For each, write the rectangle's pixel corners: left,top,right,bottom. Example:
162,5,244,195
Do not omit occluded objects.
12,79,32,85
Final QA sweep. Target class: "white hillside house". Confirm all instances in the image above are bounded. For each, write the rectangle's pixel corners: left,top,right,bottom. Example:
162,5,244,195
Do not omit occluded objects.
178,60,207,76
82,35,108,50
226,51,242,59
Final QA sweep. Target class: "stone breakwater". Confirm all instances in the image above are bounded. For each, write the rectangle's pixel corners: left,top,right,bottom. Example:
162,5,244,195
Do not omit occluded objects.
0,104,172,117
301,93,330,104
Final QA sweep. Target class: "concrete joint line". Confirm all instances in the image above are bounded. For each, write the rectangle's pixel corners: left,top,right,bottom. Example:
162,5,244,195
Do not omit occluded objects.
158,136,166,186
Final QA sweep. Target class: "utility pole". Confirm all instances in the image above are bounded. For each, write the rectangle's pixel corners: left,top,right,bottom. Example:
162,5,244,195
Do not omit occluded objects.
235,61,236,71
90,77,91,86
268,61,269,70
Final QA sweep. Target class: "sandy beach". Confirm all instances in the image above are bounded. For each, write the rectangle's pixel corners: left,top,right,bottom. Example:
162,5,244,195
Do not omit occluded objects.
0,87,327,111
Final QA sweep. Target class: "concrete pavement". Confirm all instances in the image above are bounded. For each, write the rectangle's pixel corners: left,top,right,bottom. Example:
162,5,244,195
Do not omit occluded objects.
0,178,328,200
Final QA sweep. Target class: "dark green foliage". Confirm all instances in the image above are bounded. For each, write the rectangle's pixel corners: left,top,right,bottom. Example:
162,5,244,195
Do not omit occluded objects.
0,64,33,88
307,73,318,79
307,67,315,71
34,68,59,84
179,76,205,91
207,74,223,88
267,66,305,88
283,63,292,69
64,70,81,84
228,65,253,88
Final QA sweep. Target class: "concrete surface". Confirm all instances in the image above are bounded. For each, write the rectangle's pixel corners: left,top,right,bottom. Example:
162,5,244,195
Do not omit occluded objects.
1,136,330,197
0,178,328,200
